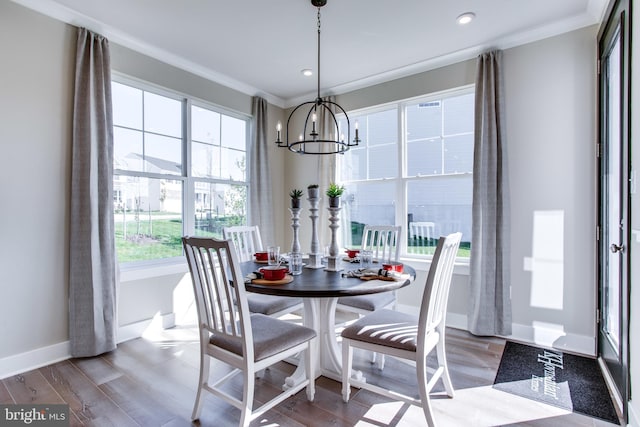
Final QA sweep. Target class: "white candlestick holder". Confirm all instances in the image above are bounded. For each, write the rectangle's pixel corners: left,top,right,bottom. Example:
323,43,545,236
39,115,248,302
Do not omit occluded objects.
289,207,301,254
306,193,324,269
325,206,342,272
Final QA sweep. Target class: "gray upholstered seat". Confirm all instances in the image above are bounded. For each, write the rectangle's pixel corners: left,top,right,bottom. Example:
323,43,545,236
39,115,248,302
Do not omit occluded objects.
341,309,420,352
336,291,396,313
210,313,316,362
246,294,303,317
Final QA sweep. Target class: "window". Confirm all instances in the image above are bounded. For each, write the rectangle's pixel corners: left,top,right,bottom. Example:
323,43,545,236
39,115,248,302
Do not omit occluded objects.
112,78,249,265
338,87,473,258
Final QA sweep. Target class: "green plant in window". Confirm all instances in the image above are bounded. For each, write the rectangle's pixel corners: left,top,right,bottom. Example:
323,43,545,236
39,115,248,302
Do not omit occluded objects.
289,189,303,199
326,183,345,198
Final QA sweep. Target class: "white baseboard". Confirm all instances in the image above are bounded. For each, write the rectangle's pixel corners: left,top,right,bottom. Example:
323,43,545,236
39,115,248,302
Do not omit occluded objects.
0,312,177,380
395,305,596,357
0,341,70,380
118,312,176,343
509,322,595,356
629,401,639,427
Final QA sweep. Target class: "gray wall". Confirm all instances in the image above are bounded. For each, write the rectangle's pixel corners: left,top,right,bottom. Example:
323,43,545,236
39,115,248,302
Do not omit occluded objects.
503,27,598,351
0,1,74,360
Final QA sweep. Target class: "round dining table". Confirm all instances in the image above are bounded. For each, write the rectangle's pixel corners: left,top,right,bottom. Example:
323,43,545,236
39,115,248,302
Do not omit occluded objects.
241,259,416,388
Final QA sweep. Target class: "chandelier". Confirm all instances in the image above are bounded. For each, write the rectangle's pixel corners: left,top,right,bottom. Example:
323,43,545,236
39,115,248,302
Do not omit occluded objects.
275,0,359,154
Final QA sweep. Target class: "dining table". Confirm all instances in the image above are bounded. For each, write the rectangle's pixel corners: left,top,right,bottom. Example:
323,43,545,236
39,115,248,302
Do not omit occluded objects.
241,258,416,389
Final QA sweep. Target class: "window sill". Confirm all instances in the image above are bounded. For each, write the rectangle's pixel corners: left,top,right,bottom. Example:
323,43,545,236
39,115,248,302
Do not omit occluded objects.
400,256,470,276
119,258,188,283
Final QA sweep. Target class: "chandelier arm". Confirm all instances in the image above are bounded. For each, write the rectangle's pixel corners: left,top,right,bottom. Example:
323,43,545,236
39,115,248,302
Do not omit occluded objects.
286,100,316,145
324,100,357,146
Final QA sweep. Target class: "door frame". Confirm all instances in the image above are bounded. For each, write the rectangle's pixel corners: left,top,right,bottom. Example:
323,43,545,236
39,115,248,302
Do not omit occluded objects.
596,0,631,420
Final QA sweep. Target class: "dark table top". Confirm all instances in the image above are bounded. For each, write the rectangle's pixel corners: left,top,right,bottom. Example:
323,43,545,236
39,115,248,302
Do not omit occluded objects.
242,260,416,298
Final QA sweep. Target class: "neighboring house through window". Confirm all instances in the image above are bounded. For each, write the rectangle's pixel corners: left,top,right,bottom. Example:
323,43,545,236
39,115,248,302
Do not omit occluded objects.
338,86,474,258
112,77,249,265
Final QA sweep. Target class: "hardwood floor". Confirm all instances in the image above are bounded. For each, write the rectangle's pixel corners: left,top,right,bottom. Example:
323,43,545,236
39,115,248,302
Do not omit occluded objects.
1,323,620,426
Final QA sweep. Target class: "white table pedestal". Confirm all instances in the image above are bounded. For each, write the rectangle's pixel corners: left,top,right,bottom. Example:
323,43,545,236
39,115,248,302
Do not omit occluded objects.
284,297,364,390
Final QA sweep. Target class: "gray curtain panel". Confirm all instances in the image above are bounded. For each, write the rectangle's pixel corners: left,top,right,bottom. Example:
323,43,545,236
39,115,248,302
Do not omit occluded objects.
69,28,118,357
249,97,275,245
468,50,512,336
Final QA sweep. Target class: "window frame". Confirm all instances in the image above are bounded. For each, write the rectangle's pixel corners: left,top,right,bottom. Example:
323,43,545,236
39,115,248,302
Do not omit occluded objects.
112,73,251,270
338,84,474,262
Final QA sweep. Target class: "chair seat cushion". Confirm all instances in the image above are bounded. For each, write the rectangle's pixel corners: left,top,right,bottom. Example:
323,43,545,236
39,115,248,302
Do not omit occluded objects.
337,292,396,312
247,294,302,316
341,309,420,352
210,314,316,361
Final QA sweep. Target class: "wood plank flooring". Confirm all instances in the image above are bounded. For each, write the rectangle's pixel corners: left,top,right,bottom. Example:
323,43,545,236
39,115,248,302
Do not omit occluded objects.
1,323,621,426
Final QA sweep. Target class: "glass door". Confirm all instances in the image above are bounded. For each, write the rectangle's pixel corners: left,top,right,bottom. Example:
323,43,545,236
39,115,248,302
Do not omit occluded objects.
597,0,629,420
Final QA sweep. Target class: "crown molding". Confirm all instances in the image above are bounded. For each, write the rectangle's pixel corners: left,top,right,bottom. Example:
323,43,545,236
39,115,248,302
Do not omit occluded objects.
12,0,605,110
9,0,286,108
284,8,604,108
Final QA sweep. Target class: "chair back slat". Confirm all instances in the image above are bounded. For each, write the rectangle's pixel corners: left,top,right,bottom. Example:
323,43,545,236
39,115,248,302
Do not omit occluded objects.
409,221,435,241
361,225,401,263
223,225,264,262
418,232,462,336
182,236,252,353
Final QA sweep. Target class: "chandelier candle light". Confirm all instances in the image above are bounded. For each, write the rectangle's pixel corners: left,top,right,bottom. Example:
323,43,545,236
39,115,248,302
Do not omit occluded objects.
275,0,360,154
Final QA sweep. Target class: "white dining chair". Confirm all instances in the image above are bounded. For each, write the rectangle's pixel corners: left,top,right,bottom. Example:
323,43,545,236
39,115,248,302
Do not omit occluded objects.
223,225,264,262
410,221,435,242
336,225,401,369
337,225,401,314
182,236,316,427
341,232,462,427
223,225,303,318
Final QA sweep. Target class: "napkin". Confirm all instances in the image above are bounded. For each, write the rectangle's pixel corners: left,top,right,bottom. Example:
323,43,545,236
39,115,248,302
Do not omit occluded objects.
341,268,403,280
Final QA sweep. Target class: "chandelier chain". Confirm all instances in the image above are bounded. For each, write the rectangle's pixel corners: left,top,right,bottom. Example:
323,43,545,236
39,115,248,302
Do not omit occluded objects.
316,6,321,102
273,0,359,154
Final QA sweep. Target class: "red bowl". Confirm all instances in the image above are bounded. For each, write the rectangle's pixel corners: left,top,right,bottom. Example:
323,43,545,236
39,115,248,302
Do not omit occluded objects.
259,266,288,281
254,251,268,261
345,249,360,259
382,262,404,273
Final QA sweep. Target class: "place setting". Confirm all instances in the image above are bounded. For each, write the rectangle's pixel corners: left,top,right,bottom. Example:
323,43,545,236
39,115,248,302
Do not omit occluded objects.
340,249,407,282
247,246,305,285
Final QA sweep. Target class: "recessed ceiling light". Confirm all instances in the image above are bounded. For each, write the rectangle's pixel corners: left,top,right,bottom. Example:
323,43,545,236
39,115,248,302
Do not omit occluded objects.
456,12,475,25
301,69,313,77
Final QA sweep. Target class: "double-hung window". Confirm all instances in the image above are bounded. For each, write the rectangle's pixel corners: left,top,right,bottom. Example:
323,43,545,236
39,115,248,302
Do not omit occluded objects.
338,86,474,258
112,77,249,265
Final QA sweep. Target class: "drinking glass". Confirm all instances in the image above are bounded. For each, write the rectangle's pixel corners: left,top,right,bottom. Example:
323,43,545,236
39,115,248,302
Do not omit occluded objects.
289,253,303,275
322,246,330,264
267,246,280,266
360,250,373,269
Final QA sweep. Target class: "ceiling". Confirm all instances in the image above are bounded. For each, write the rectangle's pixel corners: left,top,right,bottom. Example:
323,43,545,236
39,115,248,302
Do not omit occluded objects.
14,0,607,108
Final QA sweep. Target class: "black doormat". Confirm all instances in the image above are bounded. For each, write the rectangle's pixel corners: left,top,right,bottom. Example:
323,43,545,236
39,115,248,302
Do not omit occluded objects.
493,341,619,424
